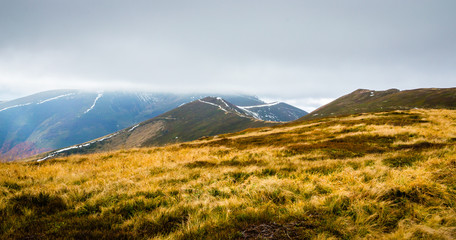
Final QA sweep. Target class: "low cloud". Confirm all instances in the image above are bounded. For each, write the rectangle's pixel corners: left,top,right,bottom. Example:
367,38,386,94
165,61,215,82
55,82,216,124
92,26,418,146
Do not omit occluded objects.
0,1,455,108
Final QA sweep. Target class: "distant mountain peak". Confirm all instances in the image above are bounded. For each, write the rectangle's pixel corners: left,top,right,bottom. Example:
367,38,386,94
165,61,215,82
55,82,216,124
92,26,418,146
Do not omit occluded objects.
196,97,254,119
238,102,307,122
195,96,308,122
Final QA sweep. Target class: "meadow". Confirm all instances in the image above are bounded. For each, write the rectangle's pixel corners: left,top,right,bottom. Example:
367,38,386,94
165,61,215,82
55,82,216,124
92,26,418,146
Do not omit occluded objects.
1,109,455,239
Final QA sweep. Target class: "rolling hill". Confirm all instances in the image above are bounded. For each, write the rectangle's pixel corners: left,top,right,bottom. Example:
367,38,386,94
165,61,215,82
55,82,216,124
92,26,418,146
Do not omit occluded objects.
1,108,455,239
0,90,306,161
35,97,276,161
300,87,456,120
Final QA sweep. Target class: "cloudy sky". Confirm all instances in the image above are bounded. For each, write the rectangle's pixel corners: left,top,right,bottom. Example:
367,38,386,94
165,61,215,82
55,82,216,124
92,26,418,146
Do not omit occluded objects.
0,1,455,111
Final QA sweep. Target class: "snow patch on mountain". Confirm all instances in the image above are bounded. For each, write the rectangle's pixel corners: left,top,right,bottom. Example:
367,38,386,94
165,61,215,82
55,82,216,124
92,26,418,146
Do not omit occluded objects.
240,102,280,109
198,99,228,112
237,106,260,119
37,93,76,104
37,132,119,162
0,102,33,112
84,93,103,114
217,97,231,108
128,124,140,132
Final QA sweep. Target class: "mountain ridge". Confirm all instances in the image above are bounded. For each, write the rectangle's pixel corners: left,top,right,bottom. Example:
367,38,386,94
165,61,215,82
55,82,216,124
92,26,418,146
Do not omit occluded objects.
300,87,456,120
1,90,305,161
34,97,276,161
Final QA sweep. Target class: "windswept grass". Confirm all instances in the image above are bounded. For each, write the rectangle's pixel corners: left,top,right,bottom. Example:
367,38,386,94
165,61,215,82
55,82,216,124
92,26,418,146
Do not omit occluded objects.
1,109,456,239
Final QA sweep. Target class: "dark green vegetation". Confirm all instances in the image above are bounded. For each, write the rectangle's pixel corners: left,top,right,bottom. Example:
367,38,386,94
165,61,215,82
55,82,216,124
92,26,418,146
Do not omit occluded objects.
300,87,456,120
1,109,455,239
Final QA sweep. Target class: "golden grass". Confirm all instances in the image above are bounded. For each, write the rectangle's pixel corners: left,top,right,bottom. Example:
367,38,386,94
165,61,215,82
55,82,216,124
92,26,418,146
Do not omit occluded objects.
1,109,455,239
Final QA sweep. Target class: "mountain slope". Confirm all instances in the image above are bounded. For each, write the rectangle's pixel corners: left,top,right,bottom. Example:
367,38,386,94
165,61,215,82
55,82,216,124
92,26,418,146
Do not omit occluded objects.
36,97,275,160
300,87,456,120
1,90,305,161
0,90,197,161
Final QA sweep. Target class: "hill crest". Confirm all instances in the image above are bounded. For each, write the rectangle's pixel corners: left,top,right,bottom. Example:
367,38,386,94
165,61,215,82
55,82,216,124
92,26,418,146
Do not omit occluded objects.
301,87,456,120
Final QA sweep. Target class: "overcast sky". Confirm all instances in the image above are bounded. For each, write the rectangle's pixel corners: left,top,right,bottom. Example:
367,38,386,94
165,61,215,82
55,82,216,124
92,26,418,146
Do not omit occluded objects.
0,1,455,111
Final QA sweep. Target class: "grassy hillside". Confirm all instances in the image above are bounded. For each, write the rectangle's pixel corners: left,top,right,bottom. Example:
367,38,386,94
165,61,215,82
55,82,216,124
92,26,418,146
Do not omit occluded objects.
301,87,456,120
1,109,456,239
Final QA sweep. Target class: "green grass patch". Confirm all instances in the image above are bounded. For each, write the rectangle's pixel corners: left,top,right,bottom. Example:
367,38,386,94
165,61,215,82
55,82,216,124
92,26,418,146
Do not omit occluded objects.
382,154,424,168
9,192,67,215
136,207,191,237
226,171,252,183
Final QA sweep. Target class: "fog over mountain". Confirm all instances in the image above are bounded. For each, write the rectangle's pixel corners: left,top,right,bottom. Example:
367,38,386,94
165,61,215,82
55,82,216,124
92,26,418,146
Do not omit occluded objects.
0,1,455,111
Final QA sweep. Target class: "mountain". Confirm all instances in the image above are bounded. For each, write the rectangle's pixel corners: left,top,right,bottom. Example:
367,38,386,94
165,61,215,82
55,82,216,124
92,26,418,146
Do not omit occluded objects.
300,87,456,120
1,90,306,161
238,102,307,122
0,90,202,161
35,97,275,160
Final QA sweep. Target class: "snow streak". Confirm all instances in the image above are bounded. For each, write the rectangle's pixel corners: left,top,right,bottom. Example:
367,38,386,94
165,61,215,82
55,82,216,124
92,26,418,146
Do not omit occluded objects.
37,132,119,162
37,93,75,104
1,93,77,113
240,102,280,109
0,102,33,112
84,93,103,114
198,99,228,112
237,106,260,119
217,97,231,108
128,124,140,132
